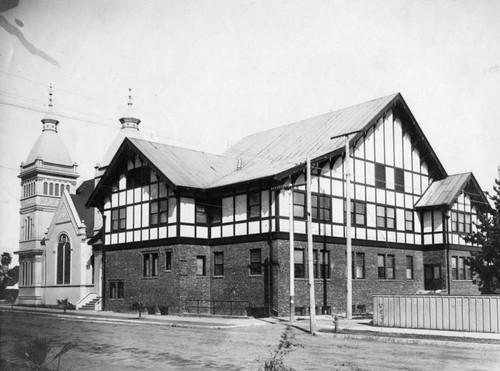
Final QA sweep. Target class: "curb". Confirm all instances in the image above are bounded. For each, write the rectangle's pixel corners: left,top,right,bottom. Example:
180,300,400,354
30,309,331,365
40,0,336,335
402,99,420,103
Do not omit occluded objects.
315,330,500,349
0,308,241,329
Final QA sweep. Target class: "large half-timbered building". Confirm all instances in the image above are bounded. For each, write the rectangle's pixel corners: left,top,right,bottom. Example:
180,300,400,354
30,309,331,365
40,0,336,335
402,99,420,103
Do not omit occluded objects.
86,92,488,316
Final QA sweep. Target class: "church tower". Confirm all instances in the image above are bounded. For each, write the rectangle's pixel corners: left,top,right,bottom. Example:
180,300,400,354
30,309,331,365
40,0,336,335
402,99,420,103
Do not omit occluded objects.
17,85,79,305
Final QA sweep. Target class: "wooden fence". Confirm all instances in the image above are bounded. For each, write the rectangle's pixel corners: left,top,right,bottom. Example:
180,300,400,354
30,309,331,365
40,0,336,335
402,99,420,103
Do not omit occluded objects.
373,295,500,333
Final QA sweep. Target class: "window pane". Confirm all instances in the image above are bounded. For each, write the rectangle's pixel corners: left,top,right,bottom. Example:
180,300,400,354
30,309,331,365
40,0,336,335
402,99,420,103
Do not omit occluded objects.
375,163,386,188
165,251,172,271
196,256,205,275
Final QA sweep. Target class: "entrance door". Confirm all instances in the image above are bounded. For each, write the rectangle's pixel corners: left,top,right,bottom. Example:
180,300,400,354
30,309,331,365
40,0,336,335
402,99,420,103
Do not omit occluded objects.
424,264,442,290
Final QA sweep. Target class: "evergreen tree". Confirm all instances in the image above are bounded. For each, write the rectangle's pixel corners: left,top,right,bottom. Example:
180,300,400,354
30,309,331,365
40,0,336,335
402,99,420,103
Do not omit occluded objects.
465,179,500,294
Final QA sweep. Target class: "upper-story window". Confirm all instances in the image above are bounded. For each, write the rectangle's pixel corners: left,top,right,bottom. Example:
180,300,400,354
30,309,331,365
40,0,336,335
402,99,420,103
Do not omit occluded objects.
209,199,222,224
405,210,414,232
375,163,386,188
127,166,150,189
376,206,396,229
196,203,208,225
293,192,305,219
451,211,471,234
111,207,126,232
49,183,54,195
395,168,405,193
248,192,261,219
346,200,366,226
55,183,59,196
312,194,331,222
150,199,168,226
43,182,48,195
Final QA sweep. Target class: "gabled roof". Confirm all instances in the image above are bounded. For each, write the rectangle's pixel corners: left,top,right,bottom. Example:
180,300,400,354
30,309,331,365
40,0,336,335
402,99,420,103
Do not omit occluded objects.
88,92,449,206
415,173,489,210
129,138,236,188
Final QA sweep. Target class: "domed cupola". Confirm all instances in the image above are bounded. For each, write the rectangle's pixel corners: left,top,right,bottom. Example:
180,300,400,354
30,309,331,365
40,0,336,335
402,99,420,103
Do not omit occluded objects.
24,85,74,167
99,88,143,170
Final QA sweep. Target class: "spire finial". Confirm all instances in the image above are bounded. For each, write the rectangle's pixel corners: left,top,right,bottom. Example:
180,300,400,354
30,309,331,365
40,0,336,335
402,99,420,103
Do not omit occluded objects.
48,83,53,108
128,87,133,107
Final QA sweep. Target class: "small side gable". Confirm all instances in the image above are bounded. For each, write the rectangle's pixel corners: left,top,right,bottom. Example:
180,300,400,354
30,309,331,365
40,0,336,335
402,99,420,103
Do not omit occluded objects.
46,189,86,241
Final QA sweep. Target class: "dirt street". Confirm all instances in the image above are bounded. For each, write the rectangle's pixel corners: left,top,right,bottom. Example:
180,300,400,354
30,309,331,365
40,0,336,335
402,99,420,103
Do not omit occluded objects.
0,312,498,370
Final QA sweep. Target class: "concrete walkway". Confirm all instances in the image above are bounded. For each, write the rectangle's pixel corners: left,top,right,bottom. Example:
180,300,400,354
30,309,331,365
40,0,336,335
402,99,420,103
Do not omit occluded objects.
2,304,500,344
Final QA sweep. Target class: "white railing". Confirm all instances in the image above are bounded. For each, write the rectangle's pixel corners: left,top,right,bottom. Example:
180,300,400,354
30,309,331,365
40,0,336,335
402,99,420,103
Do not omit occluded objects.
76,293,97,309
94,297,102,311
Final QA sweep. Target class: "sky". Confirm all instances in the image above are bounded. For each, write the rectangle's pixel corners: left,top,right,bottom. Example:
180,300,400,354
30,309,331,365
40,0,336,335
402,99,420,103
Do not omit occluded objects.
0,0,499,266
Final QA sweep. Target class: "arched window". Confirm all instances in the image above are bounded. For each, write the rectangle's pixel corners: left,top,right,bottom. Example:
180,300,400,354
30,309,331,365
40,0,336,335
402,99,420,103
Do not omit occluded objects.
49,183,54,195
55,184,59,196
57,234,71,285
44,182,48,195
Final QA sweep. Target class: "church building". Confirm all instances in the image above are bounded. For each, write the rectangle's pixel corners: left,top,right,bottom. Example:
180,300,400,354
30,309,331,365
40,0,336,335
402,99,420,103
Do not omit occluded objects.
85,92,489,316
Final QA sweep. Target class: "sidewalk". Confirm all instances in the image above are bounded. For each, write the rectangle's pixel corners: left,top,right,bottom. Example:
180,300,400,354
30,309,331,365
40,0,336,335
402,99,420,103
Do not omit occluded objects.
2,304,500,345
286,315,500,347
0,303,266,329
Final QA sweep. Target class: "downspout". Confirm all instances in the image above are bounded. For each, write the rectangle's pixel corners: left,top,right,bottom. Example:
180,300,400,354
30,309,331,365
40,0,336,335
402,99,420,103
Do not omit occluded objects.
102,214,106,310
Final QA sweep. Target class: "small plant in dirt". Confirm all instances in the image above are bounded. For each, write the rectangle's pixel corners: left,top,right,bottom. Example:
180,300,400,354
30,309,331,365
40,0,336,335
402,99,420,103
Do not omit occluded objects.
12,337,76,371
131,301,146,318
258,326,302,371
57,299,74,314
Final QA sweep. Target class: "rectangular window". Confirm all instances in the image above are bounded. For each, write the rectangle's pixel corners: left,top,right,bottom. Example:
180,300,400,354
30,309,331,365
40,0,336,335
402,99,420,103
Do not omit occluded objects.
465,214,471,234
406,256,414,279
196,256,206,276
458,257,465,280
214,252,224,276
293,192,305,219
248,192,261,219
378,254,395,279
465,260,472,280
150,199,168,226
143,252,159,277
165,251,172,271
346,201,366,226
314,250,330,278
451,212,458,232
210,199,222,224
395,168,405,193
405,210,414,232
109,281,124,299
196,203,208,224
352,252,365,279
451,256,458,280
378,254,386,279
376,206,396,229
387,255,395,279
127,166,150,189
250,248,261,275
312,195,331,222
458,213,465,233
375,163,386,188
294,249,305,278
111,207,126,232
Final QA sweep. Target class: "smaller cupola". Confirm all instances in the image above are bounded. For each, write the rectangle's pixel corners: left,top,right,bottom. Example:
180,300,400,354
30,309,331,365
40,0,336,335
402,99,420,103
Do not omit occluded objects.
119,88,140,130
41,83,59,132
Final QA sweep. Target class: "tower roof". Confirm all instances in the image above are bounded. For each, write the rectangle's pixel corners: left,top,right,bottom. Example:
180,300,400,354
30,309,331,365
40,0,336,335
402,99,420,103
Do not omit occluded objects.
25,127,74,166
25,85,74,167
100,88,142,169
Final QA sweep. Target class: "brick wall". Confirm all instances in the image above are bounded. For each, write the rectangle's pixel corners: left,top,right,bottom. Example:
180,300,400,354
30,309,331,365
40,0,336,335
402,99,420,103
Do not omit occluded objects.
449,249,480,295
104,238,426,316
273,240,424,316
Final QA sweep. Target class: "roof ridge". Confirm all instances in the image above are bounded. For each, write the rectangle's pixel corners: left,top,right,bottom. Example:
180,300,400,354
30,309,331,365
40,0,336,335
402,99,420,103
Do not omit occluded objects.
228,92,400,146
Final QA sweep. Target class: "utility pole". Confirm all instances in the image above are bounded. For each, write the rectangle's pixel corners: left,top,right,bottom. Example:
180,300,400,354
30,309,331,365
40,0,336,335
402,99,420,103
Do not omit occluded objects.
288,187,295,323
331,130,362,320
306,157,316,334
